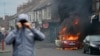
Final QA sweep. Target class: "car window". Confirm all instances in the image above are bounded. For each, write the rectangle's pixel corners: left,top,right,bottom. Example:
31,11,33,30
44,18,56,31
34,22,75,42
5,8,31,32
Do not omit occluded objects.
85,36,89,41
90,36,100,41
83,36,90,42
86,36,90,41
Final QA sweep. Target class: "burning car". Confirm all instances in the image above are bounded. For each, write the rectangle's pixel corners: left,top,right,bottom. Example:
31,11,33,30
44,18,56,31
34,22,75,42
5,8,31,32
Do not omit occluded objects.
55,17,83,50
55,33,82,49
61,34,82,49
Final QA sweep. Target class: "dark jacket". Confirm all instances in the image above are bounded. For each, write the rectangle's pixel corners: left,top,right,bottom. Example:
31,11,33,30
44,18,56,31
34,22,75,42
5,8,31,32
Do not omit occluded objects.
0,32,4,42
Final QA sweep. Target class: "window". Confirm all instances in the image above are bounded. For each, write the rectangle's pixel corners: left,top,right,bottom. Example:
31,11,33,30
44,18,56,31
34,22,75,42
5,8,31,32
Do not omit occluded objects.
34,11,37,21
47,7,51,20
37,11,40,20
96,1,100,10
34,11,38,21
86,36,90,41
44,8,47,19
39,10,42,20
32,12,34,22
42,9,45,20
90,35,100,41
28,14,31,22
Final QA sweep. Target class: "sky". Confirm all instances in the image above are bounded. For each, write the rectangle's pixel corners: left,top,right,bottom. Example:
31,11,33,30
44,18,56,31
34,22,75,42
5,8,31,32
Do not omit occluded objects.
0,0,28,18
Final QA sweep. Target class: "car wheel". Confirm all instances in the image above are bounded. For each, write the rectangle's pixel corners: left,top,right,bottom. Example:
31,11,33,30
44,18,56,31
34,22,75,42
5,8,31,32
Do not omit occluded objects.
88,48,92,54
83,47,86,53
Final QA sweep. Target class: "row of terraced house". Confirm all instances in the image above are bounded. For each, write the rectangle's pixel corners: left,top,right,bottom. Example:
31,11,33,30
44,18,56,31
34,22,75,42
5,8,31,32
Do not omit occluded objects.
8,0,100,43
8,0,60,43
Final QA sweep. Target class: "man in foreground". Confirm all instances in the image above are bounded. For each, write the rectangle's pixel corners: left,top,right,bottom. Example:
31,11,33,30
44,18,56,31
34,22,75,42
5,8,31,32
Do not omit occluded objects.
5,14,45,56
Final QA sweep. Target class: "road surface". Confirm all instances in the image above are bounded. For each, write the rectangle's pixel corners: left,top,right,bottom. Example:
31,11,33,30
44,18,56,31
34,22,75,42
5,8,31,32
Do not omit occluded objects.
0,42,100,56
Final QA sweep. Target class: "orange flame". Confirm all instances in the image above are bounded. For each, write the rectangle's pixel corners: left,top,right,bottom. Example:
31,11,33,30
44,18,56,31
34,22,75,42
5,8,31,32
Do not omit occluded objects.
67,35,78,40
59,27,67,34
62,33,80,41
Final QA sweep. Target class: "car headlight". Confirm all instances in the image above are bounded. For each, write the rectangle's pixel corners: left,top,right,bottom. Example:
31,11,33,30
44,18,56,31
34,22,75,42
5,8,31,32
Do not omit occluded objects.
90,43,97,47
63,41,68,43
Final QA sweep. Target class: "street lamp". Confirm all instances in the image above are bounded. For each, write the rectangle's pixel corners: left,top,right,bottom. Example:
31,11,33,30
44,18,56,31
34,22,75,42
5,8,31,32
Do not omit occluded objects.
3,0,6,20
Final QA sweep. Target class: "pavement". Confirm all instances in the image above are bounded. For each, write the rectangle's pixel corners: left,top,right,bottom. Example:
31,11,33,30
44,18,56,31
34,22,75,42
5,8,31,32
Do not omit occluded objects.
0,42,100,56
0,42,12,53
0,45,12,53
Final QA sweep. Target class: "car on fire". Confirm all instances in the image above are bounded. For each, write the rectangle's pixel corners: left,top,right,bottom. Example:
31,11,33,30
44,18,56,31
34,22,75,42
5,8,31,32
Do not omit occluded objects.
55,33,82,50
61,35,82,49
62,40,82,49
83,35,100,54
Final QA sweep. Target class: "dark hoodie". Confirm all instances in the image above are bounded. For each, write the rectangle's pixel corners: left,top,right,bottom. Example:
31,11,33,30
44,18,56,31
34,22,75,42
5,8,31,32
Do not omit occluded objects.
5,14,45,56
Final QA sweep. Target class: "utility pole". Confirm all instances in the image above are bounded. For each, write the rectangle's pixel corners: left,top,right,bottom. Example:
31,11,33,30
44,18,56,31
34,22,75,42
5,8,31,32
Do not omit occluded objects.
3,0,6,20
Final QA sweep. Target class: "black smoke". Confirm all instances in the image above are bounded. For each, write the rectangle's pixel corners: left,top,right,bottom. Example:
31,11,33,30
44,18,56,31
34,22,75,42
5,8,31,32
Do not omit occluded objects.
55,0,93,41
55,0,93,23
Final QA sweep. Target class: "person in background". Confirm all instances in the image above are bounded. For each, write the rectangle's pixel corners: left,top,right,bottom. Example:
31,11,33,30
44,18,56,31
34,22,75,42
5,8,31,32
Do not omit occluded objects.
0,31,4,42
5,14,45,56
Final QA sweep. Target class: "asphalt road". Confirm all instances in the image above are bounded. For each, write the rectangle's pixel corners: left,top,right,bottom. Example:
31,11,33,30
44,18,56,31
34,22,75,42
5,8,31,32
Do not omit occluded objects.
0,42,100,56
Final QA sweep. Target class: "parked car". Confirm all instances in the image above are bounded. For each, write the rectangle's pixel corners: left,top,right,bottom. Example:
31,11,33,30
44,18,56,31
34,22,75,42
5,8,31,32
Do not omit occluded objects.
62,40,82,49
83,35,100,54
